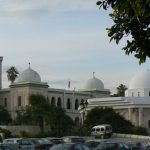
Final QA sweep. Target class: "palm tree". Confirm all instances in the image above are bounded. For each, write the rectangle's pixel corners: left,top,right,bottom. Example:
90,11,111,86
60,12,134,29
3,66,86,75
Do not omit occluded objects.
6,66,19,83
116,84,127,96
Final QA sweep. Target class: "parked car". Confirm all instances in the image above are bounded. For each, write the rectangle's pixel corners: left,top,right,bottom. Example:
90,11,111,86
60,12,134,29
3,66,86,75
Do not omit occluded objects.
18,138,53,150
45,137,64,145
91,124,112,139
49,143,91,150
85,139,108,150
94,141,129,150
2,138,21,150
62,136,85,143
126,140,150,150
0,145,16,150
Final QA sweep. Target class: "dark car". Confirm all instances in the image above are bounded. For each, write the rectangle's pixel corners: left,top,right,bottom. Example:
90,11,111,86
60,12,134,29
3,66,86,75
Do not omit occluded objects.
85,139,108,150
49,143,91,150
18,138,53,150
45,137,64,145
95,141,129,150
62,136,85,143
126,141,150,150
0,145,16,150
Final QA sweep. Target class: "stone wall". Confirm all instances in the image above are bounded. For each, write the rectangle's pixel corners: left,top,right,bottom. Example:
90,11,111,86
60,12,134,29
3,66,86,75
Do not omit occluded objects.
0,125,40,136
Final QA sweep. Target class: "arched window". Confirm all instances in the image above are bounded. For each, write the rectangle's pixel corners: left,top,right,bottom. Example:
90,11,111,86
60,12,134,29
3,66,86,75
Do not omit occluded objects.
138,92,140,96
74,117,79,125
67,98,71,109
75,99,79,110
132,92,134,97
4,98,7,107
57,97,62,107
51,97,55,106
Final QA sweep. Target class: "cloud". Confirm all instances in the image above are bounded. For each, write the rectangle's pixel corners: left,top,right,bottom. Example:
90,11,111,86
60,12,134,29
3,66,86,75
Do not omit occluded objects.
0,0,96,12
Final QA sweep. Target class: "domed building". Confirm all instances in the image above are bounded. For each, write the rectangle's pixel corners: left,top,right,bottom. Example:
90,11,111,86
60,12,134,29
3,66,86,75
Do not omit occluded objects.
79,73,110,98
86,70,150,131
0,57,109,124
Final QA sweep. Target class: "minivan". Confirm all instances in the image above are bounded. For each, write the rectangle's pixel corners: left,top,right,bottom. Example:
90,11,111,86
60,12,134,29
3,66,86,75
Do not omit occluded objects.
91,124,112,139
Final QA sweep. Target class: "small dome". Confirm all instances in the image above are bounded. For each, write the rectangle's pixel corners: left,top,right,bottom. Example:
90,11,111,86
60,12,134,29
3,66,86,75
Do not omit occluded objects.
85,76,104,91
16,67,41,83
129,70,150,89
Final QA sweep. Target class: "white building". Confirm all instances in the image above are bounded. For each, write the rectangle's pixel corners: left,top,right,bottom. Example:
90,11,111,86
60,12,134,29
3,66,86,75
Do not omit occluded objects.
0,56,110,124
86,70,150,131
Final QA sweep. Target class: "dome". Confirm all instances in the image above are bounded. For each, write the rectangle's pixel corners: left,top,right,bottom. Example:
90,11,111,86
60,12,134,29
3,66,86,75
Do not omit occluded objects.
16,67,41,83
129,70,150,89
85,76,104,91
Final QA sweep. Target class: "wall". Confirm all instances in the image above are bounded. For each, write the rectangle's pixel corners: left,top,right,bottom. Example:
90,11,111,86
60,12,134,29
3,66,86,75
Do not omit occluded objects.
0,125,40,136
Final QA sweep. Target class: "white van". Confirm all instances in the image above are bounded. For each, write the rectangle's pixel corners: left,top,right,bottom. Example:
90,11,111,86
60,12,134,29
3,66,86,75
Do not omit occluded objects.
91,124,112,139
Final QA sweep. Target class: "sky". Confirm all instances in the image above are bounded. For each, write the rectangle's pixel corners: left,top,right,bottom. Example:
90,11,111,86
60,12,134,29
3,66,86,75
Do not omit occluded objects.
0,0,150,94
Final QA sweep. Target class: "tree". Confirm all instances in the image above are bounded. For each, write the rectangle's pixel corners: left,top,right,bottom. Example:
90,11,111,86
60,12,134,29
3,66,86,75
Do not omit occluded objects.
6,66,19,83
29,94,51,132
96,0,150,64
0,105,11,125
14,94,74,136
116,84,127,96
84,107,133,133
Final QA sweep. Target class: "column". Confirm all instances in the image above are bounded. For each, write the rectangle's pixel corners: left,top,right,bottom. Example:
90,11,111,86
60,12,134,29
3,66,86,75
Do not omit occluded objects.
128,108,132,122
138,108,143,126
0,56,3,89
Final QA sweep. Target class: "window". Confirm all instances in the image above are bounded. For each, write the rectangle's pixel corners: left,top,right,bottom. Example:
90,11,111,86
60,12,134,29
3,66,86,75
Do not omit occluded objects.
18,96,21,106
148,120,150,128
67,98,71,109
57,97,61,107
149,92,150,96
75,99,79,110
138,92,140,96
51,97,55,106
132,92,134,97
74,117,79,125
4,98,7,107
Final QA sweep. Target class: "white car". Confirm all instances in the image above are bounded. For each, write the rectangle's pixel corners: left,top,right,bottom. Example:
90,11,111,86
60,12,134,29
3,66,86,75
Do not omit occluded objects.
2,138,21,150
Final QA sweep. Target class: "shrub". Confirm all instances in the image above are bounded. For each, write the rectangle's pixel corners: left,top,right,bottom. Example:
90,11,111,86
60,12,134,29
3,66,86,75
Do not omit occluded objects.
19,130,32,138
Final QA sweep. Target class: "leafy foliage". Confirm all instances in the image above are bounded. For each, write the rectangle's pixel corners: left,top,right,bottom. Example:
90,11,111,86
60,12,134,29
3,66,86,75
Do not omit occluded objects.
97,0,150,64
84,107,133,134
14,94,74,137
0,105,11,125
0,127,12,138
6,66,19,83
116,84,127,96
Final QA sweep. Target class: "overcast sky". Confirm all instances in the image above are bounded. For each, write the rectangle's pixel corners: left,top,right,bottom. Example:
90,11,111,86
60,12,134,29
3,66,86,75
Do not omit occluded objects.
1,0,150,93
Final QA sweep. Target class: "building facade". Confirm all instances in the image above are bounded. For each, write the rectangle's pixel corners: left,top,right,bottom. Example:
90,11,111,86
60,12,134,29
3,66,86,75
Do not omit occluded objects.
0,57,110,124
85,70,150,131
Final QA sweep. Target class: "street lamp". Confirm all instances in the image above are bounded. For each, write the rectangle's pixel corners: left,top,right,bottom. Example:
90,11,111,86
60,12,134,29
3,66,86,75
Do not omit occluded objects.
78,99,88,125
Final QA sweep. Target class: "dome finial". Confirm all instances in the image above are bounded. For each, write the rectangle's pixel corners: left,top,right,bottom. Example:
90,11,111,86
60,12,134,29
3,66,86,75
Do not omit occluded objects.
29,62,31,68
93,72,95,78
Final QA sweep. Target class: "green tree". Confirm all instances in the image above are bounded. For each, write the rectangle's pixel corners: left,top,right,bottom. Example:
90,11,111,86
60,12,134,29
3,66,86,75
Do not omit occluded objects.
116,84,127,96
97,0,150,64
6,66,19,83
29,94,51,132
0,105,11,125
14,94,74,136
84,107,133,133
46,106,74,137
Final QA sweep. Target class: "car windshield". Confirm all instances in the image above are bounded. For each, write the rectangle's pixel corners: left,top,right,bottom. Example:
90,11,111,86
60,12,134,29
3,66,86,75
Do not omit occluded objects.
85,141,100,148
71,138,84,143
32,139,48,144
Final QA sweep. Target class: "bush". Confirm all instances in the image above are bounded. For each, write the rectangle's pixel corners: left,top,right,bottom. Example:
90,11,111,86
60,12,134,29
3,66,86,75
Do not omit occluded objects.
19,130,32,138
0,127,12,138
131,126,148,136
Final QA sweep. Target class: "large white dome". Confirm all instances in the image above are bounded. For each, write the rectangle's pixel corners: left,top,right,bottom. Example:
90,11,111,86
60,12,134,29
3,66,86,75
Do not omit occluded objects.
129,70,150,89
16,67,41,83
85,76,104,91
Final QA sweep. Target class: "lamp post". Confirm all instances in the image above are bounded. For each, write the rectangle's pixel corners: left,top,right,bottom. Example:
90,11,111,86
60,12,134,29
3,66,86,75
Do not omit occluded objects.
78,99,88,125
